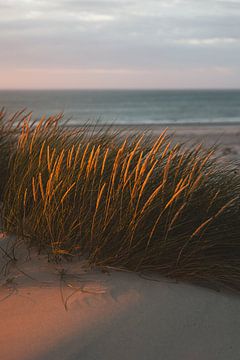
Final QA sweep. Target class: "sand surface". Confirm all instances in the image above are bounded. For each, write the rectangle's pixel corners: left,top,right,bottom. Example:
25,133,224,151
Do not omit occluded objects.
1,125,240,360
114,123,240,164
1,236,240,360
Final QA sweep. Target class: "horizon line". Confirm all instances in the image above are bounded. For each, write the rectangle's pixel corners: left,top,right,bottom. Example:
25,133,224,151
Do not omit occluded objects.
1,88,240,91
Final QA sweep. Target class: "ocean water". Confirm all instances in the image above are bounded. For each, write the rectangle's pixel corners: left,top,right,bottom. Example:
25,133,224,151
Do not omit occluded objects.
0,89,240,125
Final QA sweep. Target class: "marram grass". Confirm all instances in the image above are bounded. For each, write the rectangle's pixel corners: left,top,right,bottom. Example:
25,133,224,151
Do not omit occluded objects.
1,110,240,291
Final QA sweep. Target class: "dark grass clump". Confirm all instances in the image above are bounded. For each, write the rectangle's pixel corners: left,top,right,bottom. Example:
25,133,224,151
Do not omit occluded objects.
1,111,240,291
0,109,21,202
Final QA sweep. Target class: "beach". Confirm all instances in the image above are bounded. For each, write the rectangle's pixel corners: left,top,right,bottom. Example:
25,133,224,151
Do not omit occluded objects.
113,123,240,163
0,124,240,360
1,232,240,360
1,0,240,357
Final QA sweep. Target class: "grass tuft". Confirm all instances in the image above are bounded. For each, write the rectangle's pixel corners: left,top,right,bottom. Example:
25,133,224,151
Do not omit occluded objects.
1,110,240,291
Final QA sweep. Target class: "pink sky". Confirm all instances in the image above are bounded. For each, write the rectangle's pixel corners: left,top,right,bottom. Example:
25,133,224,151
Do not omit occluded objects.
0,67,238,90
0,0,240,89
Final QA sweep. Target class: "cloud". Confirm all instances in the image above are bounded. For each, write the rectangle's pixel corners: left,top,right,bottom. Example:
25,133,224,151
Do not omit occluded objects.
0,0,240,88
175,37,240,46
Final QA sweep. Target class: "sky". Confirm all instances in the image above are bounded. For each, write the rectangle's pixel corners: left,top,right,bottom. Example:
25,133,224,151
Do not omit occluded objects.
0,0,240,89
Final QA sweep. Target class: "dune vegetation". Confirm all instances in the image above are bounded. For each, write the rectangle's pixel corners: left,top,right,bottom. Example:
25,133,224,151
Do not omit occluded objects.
0,109,240,291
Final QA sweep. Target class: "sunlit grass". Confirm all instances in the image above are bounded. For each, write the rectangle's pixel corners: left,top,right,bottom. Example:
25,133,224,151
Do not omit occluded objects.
1,110,240,291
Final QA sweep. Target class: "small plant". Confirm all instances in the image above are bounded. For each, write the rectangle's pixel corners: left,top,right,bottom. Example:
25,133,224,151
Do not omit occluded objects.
1,110,240,291
0,109,19,201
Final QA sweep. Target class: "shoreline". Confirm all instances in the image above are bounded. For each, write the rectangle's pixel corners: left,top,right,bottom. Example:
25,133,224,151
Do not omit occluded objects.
68,121,240,128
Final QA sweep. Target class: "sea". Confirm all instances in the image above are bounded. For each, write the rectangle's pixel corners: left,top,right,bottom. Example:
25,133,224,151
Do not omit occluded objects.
0,89,240,126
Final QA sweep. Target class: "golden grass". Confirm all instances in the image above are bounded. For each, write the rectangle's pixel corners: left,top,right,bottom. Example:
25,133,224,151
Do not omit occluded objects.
1,110,240,291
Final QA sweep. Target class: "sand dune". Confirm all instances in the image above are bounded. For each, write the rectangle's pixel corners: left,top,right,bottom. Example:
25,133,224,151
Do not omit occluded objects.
1,126,240,360
1,233,240,360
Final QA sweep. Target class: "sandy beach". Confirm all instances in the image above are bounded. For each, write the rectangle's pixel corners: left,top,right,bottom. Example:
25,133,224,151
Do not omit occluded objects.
1,233,240,360
1,124,240,360
1,0,240,357
112,123,240,164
